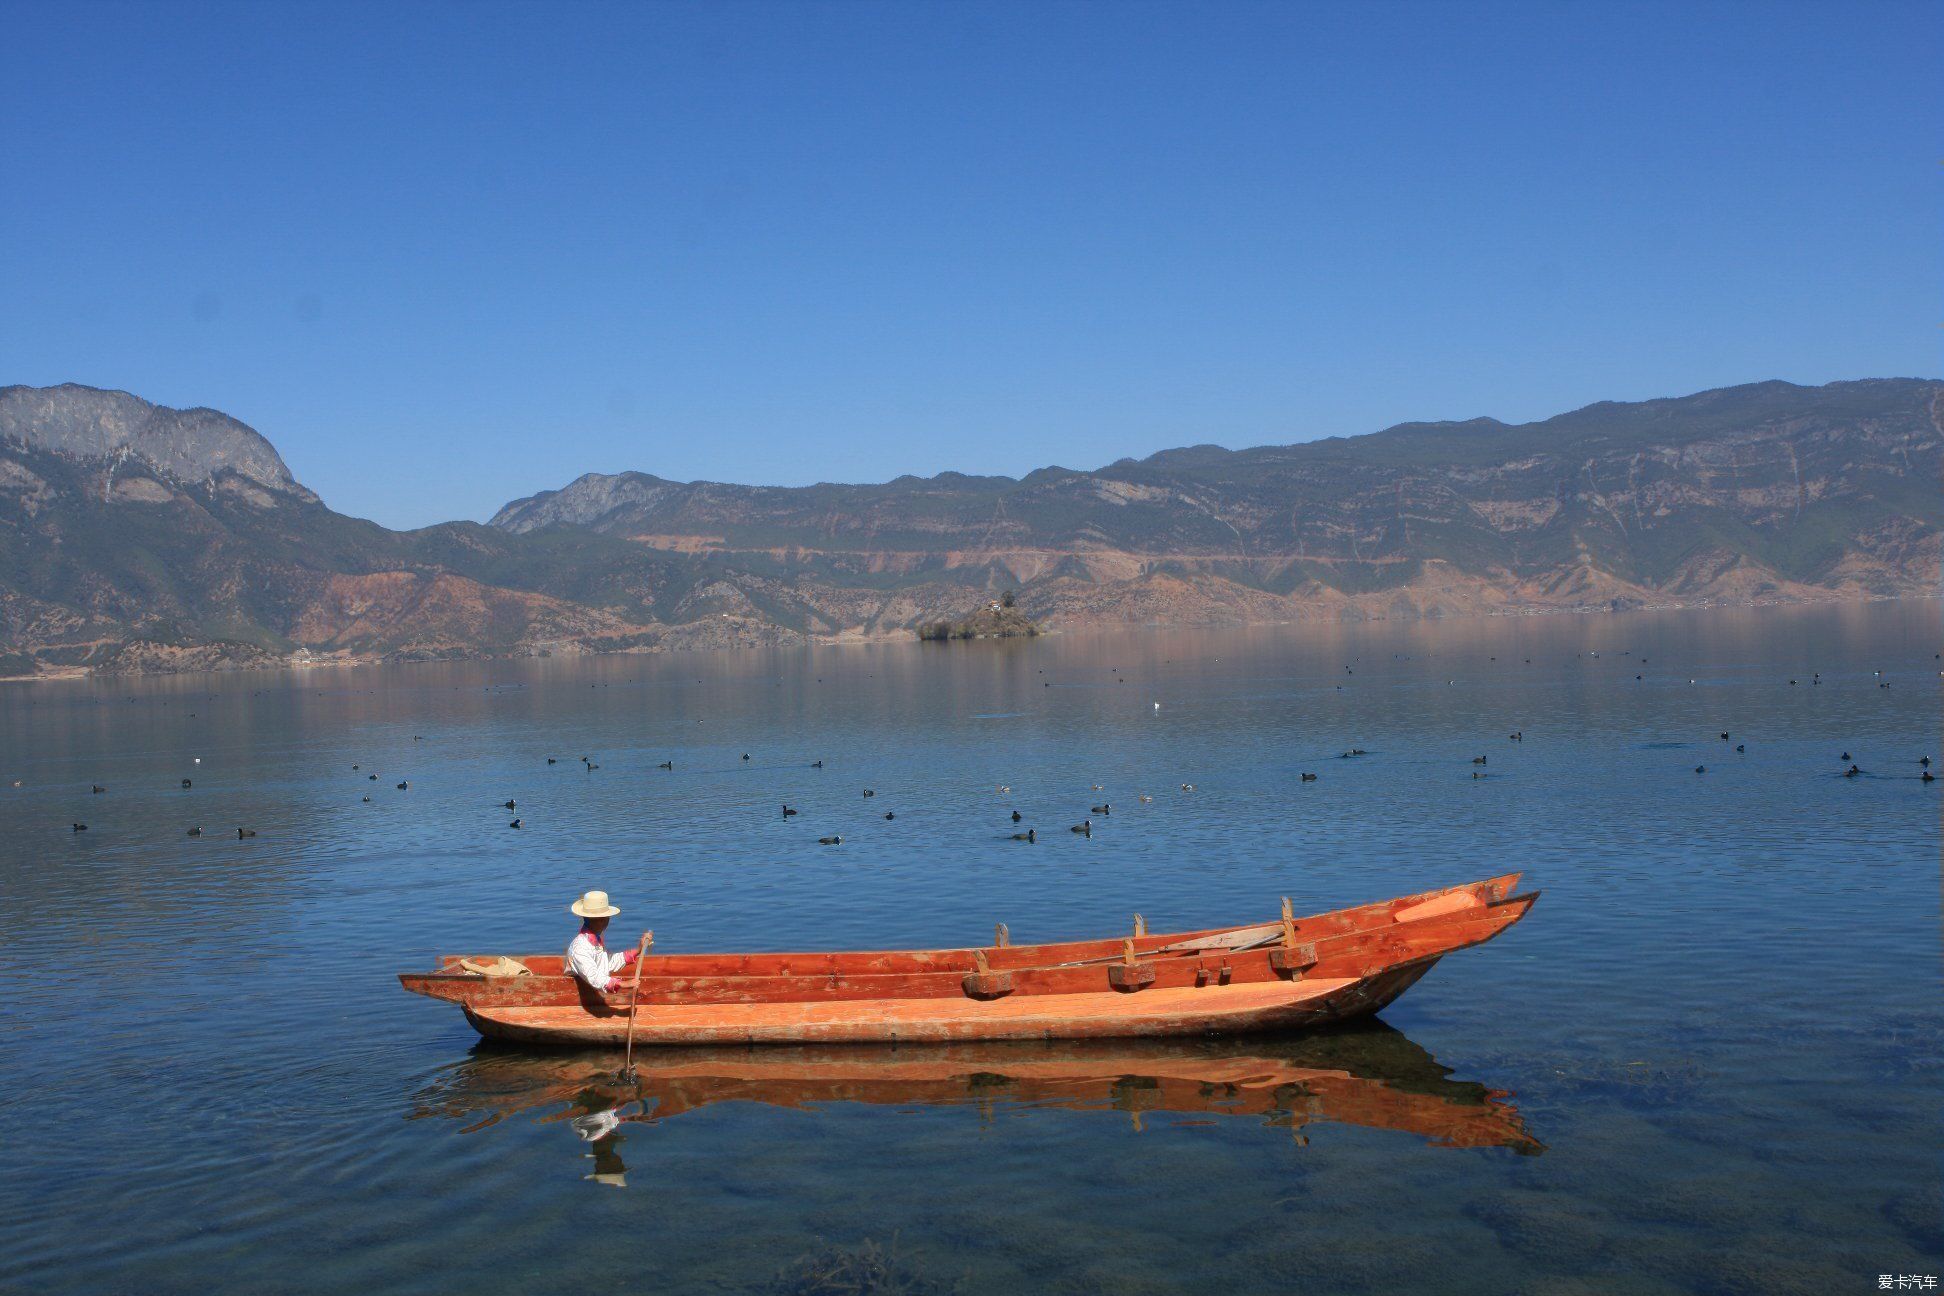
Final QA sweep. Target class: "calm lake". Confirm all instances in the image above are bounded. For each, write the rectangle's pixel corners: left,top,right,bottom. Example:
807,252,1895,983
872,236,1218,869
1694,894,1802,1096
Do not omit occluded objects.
1,602,1938,1295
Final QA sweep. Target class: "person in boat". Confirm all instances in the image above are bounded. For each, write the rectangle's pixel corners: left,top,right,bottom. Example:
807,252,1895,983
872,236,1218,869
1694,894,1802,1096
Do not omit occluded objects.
567,890,644,995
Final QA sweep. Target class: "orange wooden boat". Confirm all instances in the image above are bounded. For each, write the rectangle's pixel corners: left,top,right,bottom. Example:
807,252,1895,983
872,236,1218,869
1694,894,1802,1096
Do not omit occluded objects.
399,874,1535,1047
409,1027,1544,1153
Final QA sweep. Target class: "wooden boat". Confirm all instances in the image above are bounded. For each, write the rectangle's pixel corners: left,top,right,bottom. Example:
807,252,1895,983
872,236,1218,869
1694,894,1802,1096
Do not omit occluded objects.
408,1025,1544,1153
399,873,1535,1046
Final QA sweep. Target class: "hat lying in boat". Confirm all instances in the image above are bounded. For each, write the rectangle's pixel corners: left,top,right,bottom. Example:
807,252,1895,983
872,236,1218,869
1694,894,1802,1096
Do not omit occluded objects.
459,956,530,978
570,890,621,919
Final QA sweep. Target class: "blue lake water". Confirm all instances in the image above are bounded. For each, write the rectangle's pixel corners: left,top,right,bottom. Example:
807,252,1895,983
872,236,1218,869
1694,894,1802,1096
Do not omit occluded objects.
1,601,1938,1294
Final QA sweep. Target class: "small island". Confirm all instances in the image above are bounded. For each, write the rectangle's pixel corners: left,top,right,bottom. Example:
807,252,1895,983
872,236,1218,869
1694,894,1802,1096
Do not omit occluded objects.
917,591,1040,641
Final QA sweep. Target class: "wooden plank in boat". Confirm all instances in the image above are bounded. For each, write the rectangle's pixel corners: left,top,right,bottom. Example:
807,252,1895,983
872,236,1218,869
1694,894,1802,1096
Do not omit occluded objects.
1394,891,1483,924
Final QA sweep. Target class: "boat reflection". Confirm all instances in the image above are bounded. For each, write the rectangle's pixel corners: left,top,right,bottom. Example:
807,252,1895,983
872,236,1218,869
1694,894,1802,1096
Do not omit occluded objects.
409,1021,1542,1183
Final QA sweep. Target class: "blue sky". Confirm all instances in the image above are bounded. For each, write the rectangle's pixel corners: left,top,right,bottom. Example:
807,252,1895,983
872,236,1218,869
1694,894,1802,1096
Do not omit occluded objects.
2,1,1937,528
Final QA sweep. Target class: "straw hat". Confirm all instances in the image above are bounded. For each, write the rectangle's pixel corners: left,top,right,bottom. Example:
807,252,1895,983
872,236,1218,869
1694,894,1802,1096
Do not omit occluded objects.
569,889,620,919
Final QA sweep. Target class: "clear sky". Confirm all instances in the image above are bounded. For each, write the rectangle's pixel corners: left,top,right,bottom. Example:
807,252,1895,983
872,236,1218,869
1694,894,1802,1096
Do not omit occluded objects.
2,1,1938,529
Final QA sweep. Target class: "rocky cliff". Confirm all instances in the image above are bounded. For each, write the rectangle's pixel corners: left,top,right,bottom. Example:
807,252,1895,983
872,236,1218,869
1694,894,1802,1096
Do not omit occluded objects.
0,383,316,505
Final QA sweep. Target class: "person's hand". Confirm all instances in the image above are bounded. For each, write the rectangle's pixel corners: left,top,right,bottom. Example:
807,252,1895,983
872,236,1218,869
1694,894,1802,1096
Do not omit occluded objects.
604,978,623,994
621,949,638,968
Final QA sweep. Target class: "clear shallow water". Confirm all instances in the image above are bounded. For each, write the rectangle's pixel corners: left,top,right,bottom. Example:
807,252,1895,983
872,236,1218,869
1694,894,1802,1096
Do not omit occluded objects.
1,602,1937,1294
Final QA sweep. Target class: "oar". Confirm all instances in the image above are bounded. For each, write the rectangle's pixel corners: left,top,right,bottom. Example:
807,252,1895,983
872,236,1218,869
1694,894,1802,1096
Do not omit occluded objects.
618,930,654,1083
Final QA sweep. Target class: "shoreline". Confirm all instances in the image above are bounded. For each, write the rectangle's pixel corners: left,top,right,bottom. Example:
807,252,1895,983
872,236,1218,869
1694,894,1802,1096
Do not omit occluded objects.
0,589,1929,685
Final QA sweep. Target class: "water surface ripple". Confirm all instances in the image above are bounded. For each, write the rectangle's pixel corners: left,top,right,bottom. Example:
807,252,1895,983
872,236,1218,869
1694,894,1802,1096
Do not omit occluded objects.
1,603,1937,1294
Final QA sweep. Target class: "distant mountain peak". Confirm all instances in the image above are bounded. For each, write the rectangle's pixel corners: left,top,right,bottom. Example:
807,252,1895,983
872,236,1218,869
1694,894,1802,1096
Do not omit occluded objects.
0,383,315,504
488,467,683,533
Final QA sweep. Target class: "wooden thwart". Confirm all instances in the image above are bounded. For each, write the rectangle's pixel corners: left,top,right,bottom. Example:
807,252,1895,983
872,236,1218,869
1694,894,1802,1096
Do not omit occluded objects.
963,948,1013,1000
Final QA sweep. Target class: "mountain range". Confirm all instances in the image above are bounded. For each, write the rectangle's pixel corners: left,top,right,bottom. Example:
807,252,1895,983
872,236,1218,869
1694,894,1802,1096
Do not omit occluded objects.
1,377,1938,676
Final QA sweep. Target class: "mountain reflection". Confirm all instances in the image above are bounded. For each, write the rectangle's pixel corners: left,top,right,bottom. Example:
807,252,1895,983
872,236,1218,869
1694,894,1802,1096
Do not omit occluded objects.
408,1022,1543,1183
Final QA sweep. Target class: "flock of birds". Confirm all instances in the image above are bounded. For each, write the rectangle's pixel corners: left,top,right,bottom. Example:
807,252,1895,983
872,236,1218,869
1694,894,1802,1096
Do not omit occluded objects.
19,646,1933,838
41,690,1933,842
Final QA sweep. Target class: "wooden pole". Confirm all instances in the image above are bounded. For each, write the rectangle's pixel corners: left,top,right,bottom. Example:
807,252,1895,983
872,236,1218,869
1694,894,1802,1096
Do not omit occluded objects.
620,930,654,1080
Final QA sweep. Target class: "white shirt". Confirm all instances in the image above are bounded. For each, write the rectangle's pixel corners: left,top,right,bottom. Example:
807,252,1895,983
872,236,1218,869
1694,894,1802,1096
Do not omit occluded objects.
567,930,626,992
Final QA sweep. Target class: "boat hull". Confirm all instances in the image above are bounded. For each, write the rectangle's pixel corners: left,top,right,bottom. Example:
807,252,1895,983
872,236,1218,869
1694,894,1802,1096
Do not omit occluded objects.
461,961,1437,1046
